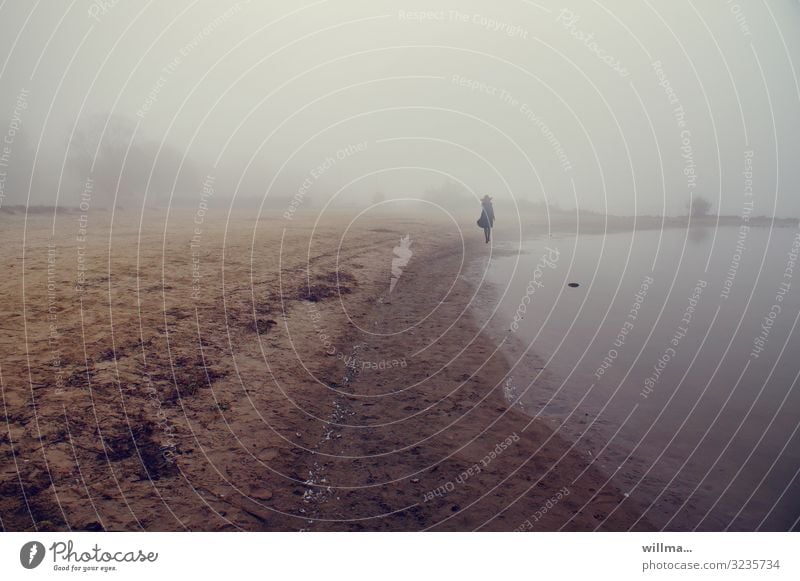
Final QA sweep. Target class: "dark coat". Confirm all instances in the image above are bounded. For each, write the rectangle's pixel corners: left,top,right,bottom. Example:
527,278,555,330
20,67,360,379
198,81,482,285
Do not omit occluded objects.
479,201,495,228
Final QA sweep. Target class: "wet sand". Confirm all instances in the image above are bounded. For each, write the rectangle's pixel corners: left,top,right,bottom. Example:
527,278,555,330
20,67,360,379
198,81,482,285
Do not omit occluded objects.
0,207,651,531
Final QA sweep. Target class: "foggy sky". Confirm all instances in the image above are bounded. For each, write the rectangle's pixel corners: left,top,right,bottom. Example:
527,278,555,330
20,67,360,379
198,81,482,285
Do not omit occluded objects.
1,0,799,216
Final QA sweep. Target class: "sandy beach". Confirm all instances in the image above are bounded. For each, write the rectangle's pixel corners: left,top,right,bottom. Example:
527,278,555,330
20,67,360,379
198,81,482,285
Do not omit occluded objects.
0,206,652,531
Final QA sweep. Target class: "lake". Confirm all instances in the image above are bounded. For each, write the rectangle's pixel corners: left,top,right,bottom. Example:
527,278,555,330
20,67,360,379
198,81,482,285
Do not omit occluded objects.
472,224,800,531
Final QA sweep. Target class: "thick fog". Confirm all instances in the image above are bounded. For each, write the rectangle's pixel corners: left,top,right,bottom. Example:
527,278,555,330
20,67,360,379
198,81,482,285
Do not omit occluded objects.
1,0,799,216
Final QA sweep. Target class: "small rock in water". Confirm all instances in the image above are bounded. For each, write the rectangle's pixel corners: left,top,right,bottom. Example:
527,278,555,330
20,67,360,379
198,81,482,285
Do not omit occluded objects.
568,283,580,288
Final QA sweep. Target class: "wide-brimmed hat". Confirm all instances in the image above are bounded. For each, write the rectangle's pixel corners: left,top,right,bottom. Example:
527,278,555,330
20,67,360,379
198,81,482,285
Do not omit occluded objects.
481,195,493,201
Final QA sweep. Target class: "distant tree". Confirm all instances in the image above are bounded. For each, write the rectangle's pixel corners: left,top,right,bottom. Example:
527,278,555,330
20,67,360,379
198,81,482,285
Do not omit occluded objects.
67,114,201,208
689,195,713,217
68,114,137,207
0,120,33,205
423,180,470,210
139,141,201,207
514,197,530,211
371,190,385,205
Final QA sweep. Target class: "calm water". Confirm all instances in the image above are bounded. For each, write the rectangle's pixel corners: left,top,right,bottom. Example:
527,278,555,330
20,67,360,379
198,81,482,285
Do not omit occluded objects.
472,225,800,531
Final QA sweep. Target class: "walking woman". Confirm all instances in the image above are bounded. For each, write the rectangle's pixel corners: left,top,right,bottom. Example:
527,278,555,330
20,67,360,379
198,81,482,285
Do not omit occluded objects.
477,195,495,243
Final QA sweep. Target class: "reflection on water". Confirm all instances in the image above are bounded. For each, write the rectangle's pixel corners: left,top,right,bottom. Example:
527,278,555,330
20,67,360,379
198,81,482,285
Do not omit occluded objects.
688,223,710,244
474,225,800,531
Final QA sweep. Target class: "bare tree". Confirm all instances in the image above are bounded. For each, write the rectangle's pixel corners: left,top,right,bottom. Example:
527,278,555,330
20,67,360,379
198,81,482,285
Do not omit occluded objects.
689,195,713,217
67,114,139,207
67,114,201,208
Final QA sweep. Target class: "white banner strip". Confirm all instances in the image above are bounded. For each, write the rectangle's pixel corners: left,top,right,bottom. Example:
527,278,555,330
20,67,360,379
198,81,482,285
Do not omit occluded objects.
1,532,797,580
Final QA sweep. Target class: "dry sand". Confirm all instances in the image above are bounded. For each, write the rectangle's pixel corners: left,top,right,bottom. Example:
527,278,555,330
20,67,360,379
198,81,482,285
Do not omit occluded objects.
0,206,653,531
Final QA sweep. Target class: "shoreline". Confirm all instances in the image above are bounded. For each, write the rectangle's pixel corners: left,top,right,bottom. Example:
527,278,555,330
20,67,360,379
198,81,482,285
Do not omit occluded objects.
288,220,654,531
468,219,800,531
